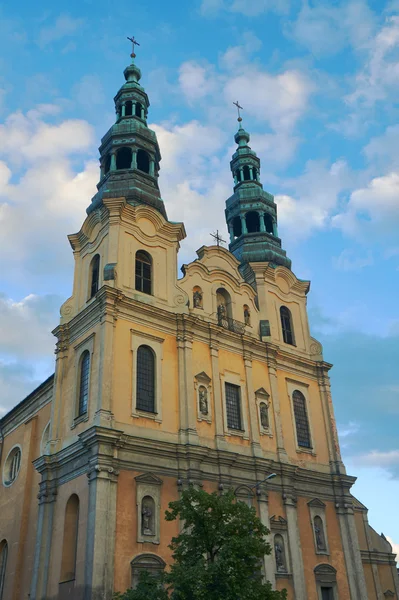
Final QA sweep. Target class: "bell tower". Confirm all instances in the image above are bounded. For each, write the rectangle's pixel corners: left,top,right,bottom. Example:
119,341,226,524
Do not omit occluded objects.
225,115,291,269
88,47,166,219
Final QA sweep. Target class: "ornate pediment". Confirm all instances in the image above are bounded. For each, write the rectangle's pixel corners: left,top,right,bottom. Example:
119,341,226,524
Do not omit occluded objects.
135,472,163,486
314,563,337,575
307,498,326,508
194,371,212,385
255,387,270,398
235,485,253,498
384,590,395,598
270,515,288,530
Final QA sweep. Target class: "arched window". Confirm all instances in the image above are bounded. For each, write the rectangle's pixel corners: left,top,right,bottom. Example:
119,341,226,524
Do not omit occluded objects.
0,541,7,600
264,213,274,234
232,216,242,238
135,102,143,118
89,254,100,299
137,149,150,173
314,516,327,551
135,250,152,294
78,351,90,416
225,382,242,430
280,306,294,345
125,100,133,116
104,154,111,175
246,211,260,233
131,554,166,589
136,345,155,413
60,495,79,583
116,147,132,170
293,390,312,449
243,165,251,181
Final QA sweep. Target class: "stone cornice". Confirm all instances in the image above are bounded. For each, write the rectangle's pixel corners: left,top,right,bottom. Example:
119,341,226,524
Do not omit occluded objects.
361,550,398,566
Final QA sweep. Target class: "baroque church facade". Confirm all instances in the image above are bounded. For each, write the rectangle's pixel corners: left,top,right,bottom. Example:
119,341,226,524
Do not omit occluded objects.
0,51,398,600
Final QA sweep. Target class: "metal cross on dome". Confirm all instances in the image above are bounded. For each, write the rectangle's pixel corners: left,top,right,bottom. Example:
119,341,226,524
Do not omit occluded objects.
127,35,140,58
210,230,226,247
233,100,243,123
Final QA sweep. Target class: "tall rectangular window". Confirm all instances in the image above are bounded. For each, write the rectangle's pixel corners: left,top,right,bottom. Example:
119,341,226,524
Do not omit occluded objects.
293,390,312,448
225,383,242,430
321,588,334,600
136,345,156,413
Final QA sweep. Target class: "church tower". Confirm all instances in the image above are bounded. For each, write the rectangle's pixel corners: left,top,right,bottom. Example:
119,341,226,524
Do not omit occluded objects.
1,46,398,600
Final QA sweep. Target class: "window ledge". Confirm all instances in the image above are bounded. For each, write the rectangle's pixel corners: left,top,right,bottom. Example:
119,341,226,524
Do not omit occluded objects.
315,549,330,556
260,428,273,437
226,428,249,440
132,410,162,423
71,413,89,429
296,446,316,456
275,572,292,579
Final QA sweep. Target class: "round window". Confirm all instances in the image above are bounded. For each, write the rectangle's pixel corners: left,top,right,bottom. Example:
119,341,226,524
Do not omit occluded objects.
3,446,22,487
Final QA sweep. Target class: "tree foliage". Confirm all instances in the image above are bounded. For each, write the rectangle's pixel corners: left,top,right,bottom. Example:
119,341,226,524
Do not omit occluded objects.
164,487,287,600
113,569,168,600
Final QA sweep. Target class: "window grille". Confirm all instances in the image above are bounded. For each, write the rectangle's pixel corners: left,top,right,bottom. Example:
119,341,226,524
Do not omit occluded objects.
293,390,312,448
136,345,155,413
225,383,242,430
280,306,294,345
90,255,100,298
135,251,152,295
78,351,90,416
0,542,7,600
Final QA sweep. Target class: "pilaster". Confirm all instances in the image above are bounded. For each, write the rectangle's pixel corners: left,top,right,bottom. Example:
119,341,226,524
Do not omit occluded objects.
84,462,119,600
336,499,369,599
176,316,199,445
317,364,345,475
283,492,307,600
208,326,227,450
266,347,288,463
243,347,262,457
257,490,275,588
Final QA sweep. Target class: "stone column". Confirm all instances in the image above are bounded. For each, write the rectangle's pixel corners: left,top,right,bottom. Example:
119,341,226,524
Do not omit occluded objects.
121,103,126,117
249,166,254,180
141,106,145,119
266,349,288,463
259,213,266,232
132,101,136,116
241,215,248,234
257,491,275,588
84,464,119,600
228,224,234,242
131,149,137,169
283,493,307,600
243,351,262,457
272,220,278,237
30,479,58,600
336,500,369,600
239,167,244,181
50,328,69,448
110,151,116,171
149,159,155,176
94,292,116,428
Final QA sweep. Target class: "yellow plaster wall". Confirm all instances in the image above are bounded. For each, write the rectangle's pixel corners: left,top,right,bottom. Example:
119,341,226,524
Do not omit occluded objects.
378,564,397,597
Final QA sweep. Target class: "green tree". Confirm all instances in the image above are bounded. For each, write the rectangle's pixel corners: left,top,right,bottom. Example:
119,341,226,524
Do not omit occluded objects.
113,569,168,600
165,487,287,600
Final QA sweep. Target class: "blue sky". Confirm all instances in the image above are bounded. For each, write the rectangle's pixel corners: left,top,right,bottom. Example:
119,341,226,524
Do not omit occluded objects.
0,0,398,554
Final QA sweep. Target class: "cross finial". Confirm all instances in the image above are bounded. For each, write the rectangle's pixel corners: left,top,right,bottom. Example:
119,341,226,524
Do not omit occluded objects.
210,230,226,247
127,35,140,59
233,100,243,123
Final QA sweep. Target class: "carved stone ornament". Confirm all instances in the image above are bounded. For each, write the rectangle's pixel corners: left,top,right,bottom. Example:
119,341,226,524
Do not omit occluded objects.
193,289,203,308
199,386,208,415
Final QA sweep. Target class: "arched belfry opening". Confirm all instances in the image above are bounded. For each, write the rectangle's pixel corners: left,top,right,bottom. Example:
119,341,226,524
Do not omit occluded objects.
104,154,111,175
243,165,251,181
232,216,242,238
246,211,260,233
116,147,132,170
264,213,274,234
137,149,150,174
135,102,143,118
125,100,133,116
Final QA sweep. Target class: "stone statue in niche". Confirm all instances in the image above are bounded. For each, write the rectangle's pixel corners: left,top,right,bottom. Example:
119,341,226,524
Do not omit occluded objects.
260,402,269,428
193,289,203,308
244,306,251,325
274,536,286,572
199,386,208,415
141,497,154,535
217,303,227,323
314,517,326,550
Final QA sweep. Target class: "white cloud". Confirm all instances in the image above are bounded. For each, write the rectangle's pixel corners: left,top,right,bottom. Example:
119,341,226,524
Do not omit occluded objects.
201,0,290,16
219,32,262,71
353,450,399,478
275,159,352,239
0,106,98,283
37,14,84,48
72,75,106,110
363,124,399,169
347,15,399,107
333,248,373,271
287,0,375,57
334,171,399,239
178,62,218,104
386,536,399,558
